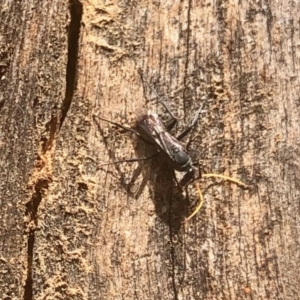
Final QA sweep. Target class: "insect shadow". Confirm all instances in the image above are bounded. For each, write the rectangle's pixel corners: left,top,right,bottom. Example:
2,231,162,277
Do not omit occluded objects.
93,91,208,231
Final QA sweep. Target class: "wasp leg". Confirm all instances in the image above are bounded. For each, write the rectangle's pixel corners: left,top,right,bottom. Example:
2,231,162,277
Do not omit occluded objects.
157,98,178,127
202,174,248,187
165,116,177,131
93,115,140,135
183,174,247,223
177,101,207,141
93,115,154,145
183,182,204,223
97,151,160,168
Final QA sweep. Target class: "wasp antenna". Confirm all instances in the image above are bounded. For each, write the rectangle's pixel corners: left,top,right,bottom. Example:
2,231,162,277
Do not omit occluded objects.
138,69,178,120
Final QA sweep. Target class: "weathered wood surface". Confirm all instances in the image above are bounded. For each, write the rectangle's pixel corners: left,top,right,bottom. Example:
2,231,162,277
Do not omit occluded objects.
1,0,299,299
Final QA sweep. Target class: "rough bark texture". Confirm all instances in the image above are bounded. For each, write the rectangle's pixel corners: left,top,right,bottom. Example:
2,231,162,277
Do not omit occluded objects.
1,0,299,299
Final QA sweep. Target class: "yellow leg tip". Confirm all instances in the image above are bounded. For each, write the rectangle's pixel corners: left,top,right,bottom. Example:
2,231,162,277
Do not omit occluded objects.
183,174,247,223
202,173,248,187
182,182,204,223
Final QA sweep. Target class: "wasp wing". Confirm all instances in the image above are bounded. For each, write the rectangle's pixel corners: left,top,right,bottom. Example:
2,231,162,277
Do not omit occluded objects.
136,113,191,171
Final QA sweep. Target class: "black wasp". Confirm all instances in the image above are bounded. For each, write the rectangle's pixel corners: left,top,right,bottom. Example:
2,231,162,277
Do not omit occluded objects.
93,76,247,222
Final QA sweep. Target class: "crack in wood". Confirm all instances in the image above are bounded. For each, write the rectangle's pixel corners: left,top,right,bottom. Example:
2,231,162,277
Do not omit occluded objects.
60,0,82,129
24,179,49,300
